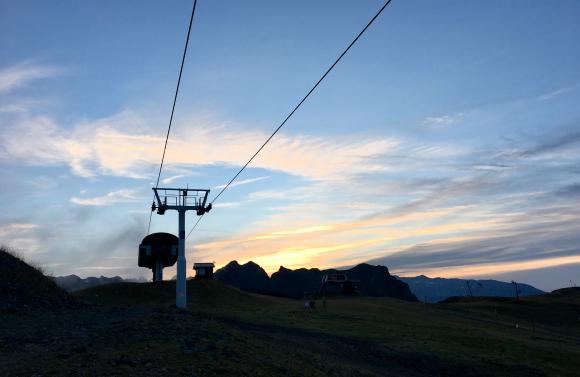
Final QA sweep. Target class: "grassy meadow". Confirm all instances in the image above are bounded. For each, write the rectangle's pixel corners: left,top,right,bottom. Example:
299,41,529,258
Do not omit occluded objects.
1,280,578,376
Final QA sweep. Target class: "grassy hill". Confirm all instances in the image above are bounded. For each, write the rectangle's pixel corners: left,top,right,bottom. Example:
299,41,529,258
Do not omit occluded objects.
1,277,579,376
0,247,75,313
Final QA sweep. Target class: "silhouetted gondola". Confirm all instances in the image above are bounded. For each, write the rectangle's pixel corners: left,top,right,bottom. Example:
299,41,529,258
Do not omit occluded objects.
138,232,178,283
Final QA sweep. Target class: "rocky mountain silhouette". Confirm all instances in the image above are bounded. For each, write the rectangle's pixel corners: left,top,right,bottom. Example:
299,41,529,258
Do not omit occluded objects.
268,266,325,298
53,275,126,292
213,261,271,294
214,261,418,301
49,265,546,303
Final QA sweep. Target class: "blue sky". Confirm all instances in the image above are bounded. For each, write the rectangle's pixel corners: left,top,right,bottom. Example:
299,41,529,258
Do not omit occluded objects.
1,0,579,291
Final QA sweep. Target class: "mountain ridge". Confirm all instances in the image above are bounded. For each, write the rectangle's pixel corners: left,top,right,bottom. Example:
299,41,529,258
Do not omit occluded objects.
51,263,545,303
215,261,418,301
397,274,544,303
53,274,144,292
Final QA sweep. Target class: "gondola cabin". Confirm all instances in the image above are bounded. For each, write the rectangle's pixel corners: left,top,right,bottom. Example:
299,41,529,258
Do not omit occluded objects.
319,274,360,295
193,263,215,280
138,232,178,283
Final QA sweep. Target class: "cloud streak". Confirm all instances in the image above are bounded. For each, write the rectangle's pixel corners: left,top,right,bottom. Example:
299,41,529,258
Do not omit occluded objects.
2,88,579,288
0,110,407,181
423,112,464,128
161,175,185,184
0,223,37,237
214,176,270,189
0,62,62,93
70,189,141,206
536,85,577,102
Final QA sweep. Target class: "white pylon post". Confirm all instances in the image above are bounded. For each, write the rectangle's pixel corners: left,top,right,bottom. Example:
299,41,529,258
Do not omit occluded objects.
152,187,211,309
176,209,186,308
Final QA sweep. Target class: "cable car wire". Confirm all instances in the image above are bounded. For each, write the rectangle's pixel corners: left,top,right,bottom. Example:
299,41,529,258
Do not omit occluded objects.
147,0,199,235
186,0,395,239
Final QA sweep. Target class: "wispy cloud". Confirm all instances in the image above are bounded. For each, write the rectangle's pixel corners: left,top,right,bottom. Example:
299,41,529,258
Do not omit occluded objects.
556,183,580,197
372,205,580,272
70,189,141,206
214,176,270,189
190,202,492,274
0,103,27,113
519,128,580,159
2,100,579,285
0,98,55,113
213,202,243,209
423,112,464,128
536,85,577,102
1,109,478,187
0,116,97,177
396,255,580,282
0,223,37,237
0,111,403,181
191,193,580,281
161,174,184,184
0,62,63,93
250,225,333,240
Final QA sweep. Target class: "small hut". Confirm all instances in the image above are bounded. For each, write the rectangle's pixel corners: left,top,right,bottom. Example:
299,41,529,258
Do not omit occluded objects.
193,262,215,280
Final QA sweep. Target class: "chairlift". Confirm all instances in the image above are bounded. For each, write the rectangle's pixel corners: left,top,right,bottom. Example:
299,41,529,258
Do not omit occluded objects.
138,232,178,283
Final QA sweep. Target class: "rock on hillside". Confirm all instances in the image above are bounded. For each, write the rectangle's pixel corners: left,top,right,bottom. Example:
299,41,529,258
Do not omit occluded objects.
215,261,417,301
214,261,271,294
0,248,75,312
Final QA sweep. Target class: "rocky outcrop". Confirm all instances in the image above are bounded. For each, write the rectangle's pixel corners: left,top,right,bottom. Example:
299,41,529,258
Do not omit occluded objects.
214,261,418,301
269,266,324,298
214,261,271,294
334,263,417,300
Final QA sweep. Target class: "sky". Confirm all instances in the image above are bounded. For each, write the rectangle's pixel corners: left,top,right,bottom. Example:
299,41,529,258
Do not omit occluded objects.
1,0,579,291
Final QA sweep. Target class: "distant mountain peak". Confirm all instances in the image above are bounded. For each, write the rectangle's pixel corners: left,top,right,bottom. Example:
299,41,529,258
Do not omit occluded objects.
53,275,125,292
215,261,416,301
399,275,544,303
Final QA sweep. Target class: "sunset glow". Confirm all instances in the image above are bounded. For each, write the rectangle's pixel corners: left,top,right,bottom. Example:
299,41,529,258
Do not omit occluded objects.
1,1,579,291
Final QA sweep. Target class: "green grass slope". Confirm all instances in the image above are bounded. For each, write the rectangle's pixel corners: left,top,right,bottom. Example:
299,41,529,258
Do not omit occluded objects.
0,247,75,312
1,279,579,376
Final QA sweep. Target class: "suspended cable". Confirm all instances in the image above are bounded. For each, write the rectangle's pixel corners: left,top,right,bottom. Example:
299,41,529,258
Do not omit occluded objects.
186,0,394,239
147,0,198,235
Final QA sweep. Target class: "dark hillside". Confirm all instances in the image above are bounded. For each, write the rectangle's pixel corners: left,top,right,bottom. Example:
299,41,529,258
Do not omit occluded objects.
438,288,580,331
549,287,580,299
2,279,580,376
0,247,75,312
75,278,268,310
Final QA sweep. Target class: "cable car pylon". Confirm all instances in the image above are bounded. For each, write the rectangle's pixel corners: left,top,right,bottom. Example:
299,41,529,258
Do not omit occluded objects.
149,187,211,308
